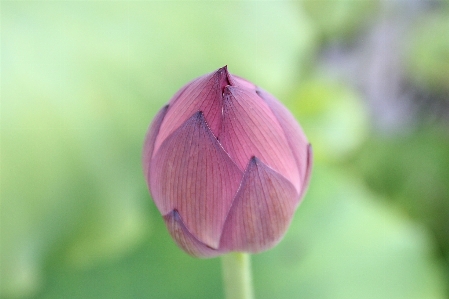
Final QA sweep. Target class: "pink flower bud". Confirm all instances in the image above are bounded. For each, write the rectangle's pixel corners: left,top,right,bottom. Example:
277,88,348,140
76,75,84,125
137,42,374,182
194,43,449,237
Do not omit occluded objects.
143,66,312,258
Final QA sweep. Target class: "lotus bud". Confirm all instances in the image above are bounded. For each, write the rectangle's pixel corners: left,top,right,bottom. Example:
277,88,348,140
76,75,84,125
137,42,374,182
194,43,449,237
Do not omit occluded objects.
143,66,312,258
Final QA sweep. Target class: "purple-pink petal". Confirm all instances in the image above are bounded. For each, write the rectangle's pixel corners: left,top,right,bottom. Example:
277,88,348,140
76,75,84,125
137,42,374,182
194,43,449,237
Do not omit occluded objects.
218,85,301,193
150,111,243,249
143,66,313,258
152,67,230,156
219,157,298,253
143,105,169,183
300,144,313,200
229,74,256,91
164,210,223,258
256,87,311,198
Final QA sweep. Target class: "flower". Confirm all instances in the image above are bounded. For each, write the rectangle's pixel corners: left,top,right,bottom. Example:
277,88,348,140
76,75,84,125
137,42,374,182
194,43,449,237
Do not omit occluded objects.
143,66,312,258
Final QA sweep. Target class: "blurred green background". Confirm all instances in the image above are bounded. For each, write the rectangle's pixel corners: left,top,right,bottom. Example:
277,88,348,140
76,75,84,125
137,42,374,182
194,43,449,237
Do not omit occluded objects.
1,1,449,298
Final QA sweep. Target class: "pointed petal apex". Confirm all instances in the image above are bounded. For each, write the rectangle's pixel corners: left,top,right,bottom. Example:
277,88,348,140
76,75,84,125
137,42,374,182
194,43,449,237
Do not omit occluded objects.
214,65,232,92
150,112,243,249
219,86,300,191
219,157,298,253
164,210,224,258
153,68,231,150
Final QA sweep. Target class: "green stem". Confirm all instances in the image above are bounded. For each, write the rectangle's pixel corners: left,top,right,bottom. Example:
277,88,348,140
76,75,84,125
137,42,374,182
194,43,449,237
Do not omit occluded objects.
221,252,254,299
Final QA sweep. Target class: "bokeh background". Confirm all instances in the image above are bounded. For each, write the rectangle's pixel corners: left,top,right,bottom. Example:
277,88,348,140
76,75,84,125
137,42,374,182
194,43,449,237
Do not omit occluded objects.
1,1,449,298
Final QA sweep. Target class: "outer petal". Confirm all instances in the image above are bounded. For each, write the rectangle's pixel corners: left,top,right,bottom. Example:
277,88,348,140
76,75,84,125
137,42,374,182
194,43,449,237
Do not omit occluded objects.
142,105,169,183
219,157,298,253
229,74,257,91
300,144,313,199
219,86,301,192
256,88,312,199
153,67,230,155
164,210,225,258
150,111,243,249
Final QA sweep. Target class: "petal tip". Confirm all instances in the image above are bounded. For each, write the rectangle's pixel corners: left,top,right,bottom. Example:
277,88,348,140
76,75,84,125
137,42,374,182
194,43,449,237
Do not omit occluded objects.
164,210,224,258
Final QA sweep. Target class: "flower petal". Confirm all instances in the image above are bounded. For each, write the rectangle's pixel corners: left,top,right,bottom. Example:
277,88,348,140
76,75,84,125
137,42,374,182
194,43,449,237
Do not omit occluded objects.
219,157,298,253
229,74,257,91
143,105,169,183
300,144,313,200
219,86,300,192
150,111,243,249
153,67,230,155
164,210,224,258
256,87,311,198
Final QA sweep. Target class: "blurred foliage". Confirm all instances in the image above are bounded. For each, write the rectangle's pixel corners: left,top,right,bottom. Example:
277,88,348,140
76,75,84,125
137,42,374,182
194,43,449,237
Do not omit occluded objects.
286,78,369,162
351,125,449,258
1,1,449,299
254,164,446,299
405,8,449,95
300,0,379,44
